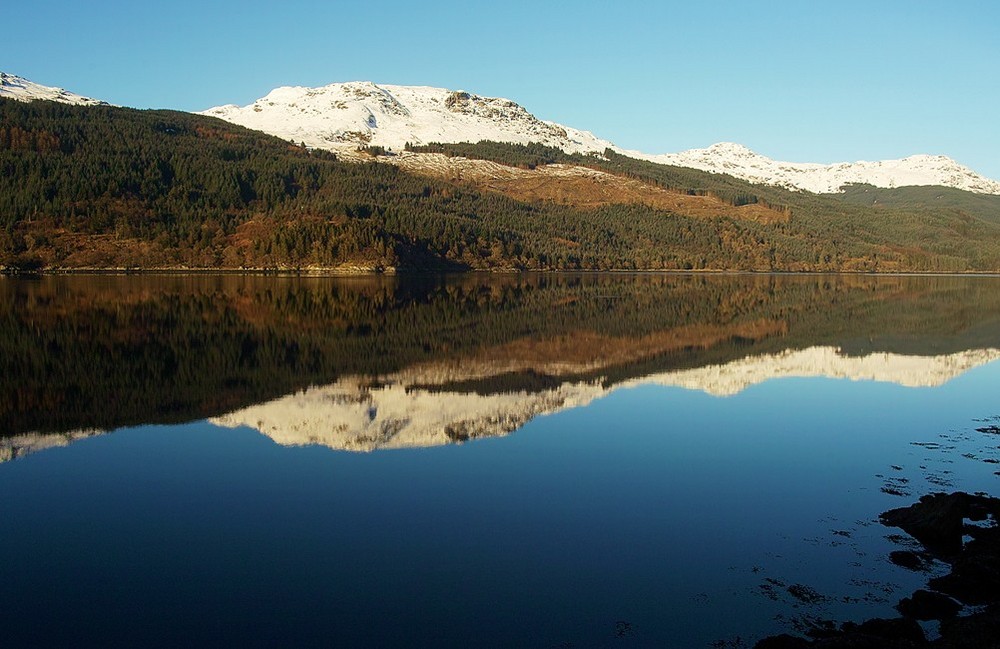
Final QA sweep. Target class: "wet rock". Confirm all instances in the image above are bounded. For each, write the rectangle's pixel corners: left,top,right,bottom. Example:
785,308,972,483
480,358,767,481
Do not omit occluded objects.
753,620,926,648
934,603,1000,648
880,492,1000,557
788,584,827,605
896,589,961,620
851,618,926,644
929,529,1000,605
890,550,930,571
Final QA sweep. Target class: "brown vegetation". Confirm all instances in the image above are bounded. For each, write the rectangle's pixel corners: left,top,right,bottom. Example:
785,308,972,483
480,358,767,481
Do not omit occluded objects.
393,153,790,223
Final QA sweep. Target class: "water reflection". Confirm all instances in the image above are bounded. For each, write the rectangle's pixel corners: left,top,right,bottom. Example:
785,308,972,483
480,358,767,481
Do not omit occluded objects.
4,273,1000,648
211,346,1000,452
3,273,1000,456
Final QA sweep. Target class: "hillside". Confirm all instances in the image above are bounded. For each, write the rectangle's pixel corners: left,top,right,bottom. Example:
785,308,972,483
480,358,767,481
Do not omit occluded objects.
836,183,1000,223
5,98,1000,272
402,140,1000,271
390,152,790,223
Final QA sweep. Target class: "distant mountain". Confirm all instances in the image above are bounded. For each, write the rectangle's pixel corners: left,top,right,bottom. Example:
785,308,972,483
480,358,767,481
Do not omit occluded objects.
0,72,108,106
639,142,1000,196
200,80,1000,195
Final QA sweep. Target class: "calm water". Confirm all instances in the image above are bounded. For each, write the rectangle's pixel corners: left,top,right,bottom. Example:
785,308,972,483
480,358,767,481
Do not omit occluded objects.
2,273,1000,648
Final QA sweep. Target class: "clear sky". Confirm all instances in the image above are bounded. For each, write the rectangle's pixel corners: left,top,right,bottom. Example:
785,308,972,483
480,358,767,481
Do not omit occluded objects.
6,0,999,178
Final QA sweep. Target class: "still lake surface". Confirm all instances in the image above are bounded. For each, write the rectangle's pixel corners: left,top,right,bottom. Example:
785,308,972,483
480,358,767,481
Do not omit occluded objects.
2,273,1000,648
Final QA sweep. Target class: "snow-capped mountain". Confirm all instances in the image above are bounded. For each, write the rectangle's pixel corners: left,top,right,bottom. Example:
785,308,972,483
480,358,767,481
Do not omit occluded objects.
201,81,1000,195
0,71,108,106
637,142,1000,195
5,71,998,196
200,81,614,154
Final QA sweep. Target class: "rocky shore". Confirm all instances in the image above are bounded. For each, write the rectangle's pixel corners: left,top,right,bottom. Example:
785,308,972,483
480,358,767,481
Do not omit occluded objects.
754,492,1000,648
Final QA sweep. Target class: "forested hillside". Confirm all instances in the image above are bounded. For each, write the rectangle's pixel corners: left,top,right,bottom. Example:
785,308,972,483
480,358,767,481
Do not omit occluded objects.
836,183,1000,223
3,99,1000,272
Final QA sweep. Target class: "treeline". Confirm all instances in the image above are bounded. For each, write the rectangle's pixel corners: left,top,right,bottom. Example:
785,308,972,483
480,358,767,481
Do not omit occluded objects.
4,99,1000,272
837,183,1000,224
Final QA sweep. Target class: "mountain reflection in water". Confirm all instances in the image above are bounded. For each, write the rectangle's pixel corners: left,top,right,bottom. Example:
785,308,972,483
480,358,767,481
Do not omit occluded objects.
3,272,1000,456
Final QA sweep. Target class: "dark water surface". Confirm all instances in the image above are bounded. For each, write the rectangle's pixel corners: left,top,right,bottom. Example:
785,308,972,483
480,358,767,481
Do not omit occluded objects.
2,273,999,647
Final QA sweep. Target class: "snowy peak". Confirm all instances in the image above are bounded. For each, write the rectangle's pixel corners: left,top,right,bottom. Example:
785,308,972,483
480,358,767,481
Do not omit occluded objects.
705,142,758,156
640,142,1000,195
0,72,108,106
199,81,614,154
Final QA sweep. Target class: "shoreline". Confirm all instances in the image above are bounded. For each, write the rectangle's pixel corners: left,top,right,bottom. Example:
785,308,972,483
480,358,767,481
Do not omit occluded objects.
4,268,1000,279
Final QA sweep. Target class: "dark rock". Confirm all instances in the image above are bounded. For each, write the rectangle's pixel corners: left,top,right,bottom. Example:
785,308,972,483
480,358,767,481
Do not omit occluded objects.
930,555,1000,605
926,526,1000,605
890,550,929,571
852,617,926,643
755,619,927,648
896,590,961,620
788,583,827,605
933,603,1000,648
880,492,1000,557
754,635,811,649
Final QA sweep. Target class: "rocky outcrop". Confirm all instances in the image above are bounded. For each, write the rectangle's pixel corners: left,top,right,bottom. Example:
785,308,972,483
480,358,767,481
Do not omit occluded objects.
754,492,1000,648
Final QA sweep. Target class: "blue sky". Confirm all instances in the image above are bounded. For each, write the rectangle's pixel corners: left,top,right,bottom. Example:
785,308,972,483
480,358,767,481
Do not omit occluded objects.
6,0,999,178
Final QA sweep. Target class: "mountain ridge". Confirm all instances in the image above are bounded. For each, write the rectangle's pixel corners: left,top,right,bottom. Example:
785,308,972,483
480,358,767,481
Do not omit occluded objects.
637,142,1000,195
198,79,1000,196
4,71,997,195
